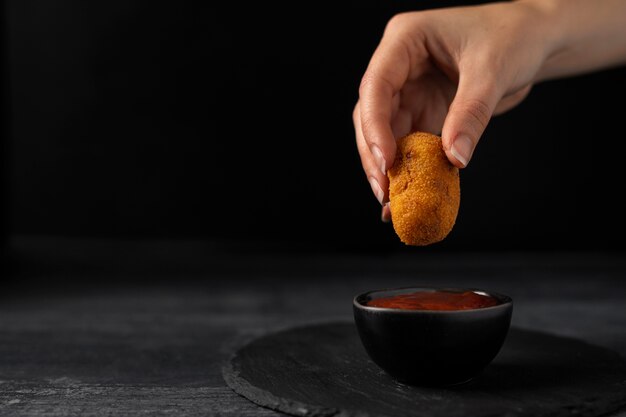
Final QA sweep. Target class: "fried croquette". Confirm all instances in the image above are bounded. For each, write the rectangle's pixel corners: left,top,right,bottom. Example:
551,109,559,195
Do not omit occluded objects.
388,132,460,246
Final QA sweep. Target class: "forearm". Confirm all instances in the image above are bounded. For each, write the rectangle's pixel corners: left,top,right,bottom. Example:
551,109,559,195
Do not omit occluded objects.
519,0,626,81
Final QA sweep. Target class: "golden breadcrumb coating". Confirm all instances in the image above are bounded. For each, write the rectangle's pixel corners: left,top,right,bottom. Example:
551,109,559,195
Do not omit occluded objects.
388,132,460,246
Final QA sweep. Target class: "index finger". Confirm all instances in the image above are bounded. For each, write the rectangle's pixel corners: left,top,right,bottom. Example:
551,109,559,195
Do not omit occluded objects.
358,33,414,175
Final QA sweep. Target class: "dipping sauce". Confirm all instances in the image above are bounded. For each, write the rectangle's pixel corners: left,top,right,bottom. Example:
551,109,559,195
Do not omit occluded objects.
366,290,500,311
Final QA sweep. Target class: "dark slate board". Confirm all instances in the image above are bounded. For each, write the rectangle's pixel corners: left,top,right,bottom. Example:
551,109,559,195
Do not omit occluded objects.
223,322,626,417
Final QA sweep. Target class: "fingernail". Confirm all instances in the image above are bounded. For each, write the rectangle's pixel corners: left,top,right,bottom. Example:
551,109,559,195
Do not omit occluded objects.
371,145,387,175
368,177,384,205
450,135,474,168
381,202,391,223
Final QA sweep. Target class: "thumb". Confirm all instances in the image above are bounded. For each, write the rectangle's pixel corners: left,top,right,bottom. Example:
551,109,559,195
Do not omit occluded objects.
442,72,501,168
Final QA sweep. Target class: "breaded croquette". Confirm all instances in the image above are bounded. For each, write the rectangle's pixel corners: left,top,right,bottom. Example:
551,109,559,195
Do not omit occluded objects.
388,132,460,246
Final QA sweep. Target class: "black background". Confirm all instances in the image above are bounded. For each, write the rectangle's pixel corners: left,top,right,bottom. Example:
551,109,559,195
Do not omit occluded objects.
5,0,626,252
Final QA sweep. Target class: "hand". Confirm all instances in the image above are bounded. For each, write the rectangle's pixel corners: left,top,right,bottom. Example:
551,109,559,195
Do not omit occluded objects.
354,2,555,221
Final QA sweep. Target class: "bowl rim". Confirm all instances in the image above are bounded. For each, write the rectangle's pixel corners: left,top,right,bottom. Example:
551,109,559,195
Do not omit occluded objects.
353,285,513,314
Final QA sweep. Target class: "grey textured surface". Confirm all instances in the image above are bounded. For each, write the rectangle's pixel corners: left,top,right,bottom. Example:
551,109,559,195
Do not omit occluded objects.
225,323,626,417
2,239,626,416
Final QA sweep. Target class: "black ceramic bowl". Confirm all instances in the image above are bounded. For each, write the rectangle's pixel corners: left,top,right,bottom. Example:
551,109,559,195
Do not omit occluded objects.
353,286,513,386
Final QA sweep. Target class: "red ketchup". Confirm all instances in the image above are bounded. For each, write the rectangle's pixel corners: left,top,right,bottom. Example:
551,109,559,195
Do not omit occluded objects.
366,290,500,311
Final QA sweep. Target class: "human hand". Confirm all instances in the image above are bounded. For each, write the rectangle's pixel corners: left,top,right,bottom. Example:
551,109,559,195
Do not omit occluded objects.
354,1,556,221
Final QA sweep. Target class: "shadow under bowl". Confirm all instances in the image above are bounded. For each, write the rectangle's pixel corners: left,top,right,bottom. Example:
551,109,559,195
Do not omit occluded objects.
353,286,513,387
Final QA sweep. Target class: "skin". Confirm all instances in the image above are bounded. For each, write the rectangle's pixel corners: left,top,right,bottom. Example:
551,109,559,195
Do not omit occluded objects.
354,0,626,222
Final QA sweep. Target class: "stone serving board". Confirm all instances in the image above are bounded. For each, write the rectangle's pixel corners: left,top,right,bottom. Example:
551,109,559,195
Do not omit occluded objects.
223,322,626,417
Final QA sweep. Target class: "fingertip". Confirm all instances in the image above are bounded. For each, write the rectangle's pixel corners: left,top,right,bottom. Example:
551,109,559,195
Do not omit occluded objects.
381,202,391,223
447,149,467,169
442,124,474,169
368,176,385,205
442,134,468,169
451,134,474,168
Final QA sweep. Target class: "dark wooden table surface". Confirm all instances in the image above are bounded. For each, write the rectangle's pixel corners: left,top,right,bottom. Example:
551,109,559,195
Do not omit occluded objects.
1,237,625,416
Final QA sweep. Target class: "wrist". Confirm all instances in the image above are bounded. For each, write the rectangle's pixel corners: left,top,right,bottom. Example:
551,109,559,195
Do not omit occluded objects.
515,0,626,81
513,0,567,80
